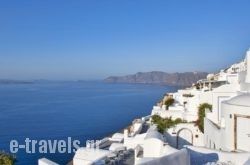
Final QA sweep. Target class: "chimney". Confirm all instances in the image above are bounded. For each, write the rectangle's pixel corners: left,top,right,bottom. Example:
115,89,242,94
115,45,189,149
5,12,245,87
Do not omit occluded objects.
246,48,250,83
124,129,128,139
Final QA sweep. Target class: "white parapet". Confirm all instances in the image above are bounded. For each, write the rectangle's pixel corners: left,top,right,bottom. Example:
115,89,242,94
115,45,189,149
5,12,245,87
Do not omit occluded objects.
38,158,59,165
246,48,250,83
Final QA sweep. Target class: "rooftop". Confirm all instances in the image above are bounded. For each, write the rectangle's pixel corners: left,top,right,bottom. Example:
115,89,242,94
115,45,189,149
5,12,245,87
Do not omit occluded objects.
224,94,250,107
144,127,164,141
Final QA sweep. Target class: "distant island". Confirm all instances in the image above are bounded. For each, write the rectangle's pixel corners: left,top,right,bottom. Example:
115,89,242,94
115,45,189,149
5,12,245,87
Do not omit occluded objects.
104,71,208,86
0,80,33,84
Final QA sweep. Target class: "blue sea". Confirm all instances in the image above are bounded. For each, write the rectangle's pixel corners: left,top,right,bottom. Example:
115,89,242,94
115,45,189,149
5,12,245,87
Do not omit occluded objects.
0,81,179,165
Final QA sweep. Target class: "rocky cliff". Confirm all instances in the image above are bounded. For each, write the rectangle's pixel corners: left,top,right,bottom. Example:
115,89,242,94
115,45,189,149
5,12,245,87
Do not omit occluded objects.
104,71,208,86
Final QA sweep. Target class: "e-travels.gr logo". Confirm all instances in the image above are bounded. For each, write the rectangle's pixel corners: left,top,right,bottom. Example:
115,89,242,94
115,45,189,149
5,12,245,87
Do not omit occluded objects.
9,137,82,154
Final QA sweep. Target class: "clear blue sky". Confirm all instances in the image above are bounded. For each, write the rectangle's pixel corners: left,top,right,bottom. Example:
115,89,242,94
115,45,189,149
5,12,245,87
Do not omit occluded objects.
1,0,250,80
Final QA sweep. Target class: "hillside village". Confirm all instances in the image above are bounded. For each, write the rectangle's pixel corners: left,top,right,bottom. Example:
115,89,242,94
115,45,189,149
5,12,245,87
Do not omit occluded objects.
39,49,250,165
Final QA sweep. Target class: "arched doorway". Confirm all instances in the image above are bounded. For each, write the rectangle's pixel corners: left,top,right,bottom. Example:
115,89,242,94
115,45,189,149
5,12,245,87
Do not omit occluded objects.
176,128,193,149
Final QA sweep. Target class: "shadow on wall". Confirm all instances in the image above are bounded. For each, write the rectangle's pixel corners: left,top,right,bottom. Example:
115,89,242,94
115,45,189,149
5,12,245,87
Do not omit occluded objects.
164,132,192,149
165,132,176,148
177,137,192,149
186,148,219,165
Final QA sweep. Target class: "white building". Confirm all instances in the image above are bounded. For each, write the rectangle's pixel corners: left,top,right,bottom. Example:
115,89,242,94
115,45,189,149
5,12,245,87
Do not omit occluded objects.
204,49,250,152
73,147,111,165
143,128,165,158
165,123,204,149
123,126,182,164
142,48,250,165
205,93,250,151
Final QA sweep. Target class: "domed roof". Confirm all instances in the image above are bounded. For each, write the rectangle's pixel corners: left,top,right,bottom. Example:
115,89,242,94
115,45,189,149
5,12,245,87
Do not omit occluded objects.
145,127,164,141
224,94,250,107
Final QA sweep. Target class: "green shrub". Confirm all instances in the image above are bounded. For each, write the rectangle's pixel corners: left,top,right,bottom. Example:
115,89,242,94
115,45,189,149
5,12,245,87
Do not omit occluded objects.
164,97,174,110
196,103,212,133
174,118,182,124
151,115,182,134
152,114,162,123
0,151,16,165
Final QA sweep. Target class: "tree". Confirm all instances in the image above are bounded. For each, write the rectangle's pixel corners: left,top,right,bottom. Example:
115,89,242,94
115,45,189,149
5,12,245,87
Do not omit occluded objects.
151,115,182,134
196,103,212,133
0,151,16,165
164,97,174,110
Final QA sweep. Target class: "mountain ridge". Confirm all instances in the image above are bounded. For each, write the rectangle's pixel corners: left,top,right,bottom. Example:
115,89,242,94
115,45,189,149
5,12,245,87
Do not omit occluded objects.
104,71,208,86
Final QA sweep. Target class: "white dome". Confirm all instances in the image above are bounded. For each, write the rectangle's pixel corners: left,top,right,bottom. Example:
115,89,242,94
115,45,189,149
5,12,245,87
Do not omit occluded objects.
224,94,250,107
145,127,164,141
